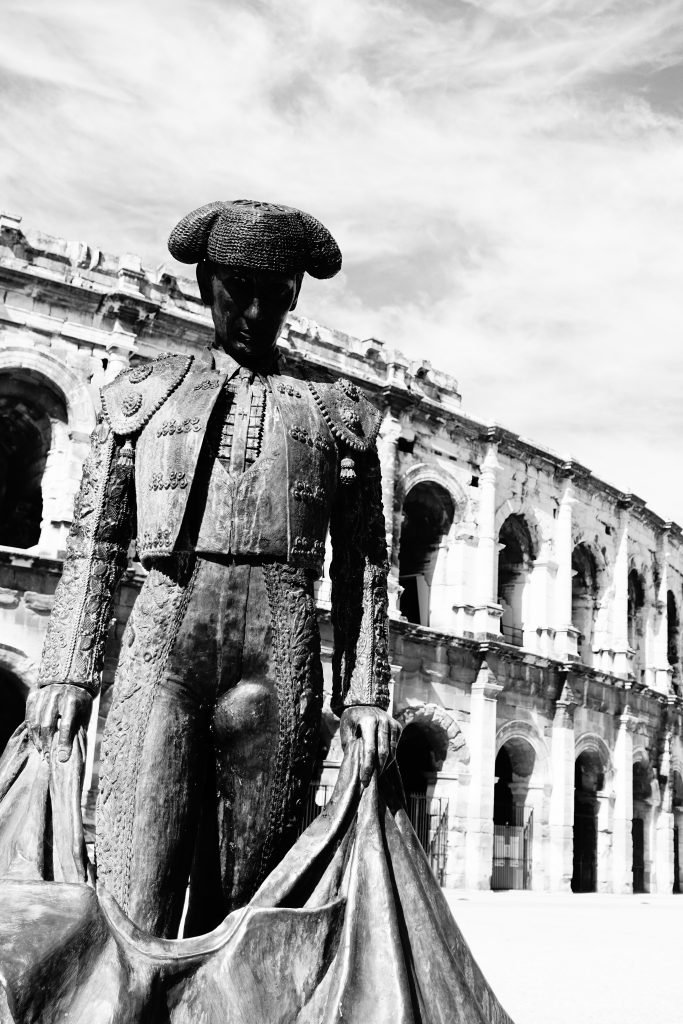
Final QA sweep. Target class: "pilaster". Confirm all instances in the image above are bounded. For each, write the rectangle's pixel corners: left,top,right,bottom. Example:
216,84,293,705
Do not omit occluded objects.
654,730,675,893
377,411,402,618
554,476,580,661
652,526,674,694
611,500,633,678
473,437,503,639
612,705,637,893
465,660,504,889
548,677,577,891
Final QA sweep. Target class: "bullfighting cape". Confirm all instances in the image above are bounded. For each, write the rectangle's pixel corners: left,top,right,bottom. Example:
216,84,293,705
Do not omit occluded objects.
0,727,514,1024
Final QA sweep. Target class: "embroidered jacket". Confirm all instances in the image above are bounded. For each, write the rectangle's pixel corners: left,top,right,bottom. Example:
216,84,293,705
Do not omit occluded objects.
38,350,391,714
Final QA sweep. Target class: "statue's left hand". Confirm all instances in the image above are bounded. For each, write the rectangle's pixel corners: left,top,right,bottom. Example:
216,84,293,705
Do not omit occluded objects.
340,706,401,788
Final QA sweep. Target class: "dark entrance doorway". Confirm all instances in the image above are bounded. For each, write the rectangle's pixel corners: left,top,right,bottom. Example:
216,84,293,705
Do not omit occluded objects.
632,818,645,893
396,722,449,883
398,483,454,626
492,744,534,890
0,667,27,754
572,751,603,893
632,759,651,894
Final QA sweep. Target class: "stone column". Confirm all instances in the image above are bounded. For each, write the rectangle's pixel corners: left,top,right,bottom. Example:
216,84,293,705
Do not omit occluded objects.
525,542,557,657
654,732,675,893
611,500,632,678
429,532,459,633
37,418,73,556
473,437,502,640
548,678,577,891
554,475,580,661
465,660,503,889
652,527,673,694
105,320,137,383
612,706,636,893
433,765,466,888
316,531,333,606
377,412,402,618
596,790,613,894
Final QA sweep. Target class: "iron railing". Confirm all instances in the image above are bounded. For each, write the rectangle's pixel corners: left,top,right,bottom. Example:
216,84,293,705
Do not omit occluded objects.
500,623,524,647
298,783,335,833
406,793,450,885
298,783,449,884
491,809,533,890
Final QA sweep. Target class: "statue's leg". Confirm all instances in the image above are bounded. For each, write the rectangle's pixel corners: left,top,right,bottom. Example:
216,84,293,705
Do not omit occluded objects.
186,562,323,929
95,556,229,937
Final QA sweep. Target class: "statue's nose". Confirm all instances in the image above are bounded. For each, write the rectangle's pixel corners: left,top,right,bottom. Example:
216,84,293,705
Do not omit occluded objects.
243,296,261,319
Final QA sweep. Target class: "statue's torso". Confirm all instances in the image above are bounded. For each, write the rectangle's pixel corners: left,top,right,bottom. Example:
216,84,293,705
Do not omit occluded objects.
133,357,337,570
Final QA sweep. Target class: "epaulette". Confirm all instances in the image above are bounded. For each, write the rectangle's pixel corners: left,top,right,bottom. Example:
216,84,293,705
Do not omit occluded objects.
307,377,381,453
101,353,193,436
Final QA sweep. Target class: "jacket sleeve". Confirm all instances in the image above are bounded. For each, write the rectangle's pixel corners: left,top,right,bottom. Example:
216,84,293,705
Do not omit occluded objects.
37,414,136,697
329,445,391,714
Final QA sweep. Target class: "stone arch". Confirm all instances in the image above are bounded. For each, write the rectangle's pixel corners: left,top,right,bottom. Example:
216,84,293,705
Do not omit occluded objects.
627,564,647,681
575,732,613,778
395,703,469,770
0,348,96,551
496,507,538,645
572,733,612,893
0,347,96,436
631,747,654,893
494,496,542,558
571,541,603,666
396,463,468,522
396,468,466,628
0,644,35,753
495,720,549,787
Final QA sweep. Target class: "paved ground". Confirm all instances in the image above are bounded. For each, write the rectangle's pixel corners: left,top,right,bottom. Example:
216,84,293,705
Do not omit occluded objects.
442,890,683,1024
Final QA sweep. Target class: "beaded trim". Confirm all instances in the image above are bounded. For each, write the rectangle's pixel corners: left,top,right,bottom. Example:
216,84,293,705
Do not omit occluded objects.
307,380,379,453
128,364,153,384
101,355,192,436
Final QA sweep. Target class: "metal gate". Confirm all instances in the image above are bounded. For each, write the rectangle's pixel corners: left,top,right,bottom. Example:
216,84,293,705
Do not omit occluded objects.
298,783,334,833
491,809,533,890
298,784,449,885
407,793,449,885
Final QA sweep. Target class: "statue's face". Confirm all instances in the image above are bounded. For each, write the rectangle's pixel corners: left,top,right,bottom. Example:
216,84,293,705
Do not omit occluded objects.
200,263,301,370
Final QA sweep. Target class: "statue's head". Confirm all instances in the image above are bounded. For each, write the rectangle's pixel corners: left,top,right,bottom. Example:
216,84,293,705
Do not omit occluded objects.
168,200,341,371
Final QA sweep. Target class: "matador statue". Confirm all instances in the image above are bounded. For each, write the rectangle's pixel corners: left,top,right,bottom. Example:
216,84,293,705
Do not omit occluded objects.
25,199,400,939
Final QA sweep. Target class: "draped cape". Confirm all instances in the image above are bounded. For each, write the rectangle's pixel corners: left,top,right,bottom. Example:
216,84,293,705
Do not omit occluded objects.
0,727,514,1024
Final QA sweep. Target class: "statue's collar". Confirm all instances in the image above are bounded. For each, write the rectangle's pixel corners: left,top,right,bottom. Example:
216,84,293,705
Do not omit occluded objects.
198,346,282,381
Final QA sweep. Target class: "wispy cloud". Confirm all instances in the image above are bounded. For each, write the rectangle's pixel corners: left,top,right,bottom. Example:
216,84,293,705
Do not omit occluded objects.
2,0,683,518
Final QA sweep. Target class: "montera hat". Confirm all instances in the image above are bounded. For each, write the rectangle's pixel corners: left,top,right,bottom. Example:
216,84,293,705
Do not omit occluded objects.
168,199,342,279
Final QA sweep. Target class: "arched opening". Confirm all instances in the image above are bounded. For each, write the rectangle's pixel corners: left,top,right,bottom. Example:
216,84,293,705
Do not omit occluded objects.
667,591,679,687
497,514,534,646
0,374,67,549
572,544,598,666
397,721,450,884
572,750,604,893
673,771,683,894
627,569,646,682
492,737,535,890
632,760,651,893
0,667,27,753
398,482,454,626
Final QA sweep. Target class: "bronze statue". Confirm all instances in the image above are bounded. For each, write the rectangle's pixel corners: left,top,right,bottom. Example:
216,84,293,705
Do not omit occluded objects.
0,202,515,1024
24,199,400,938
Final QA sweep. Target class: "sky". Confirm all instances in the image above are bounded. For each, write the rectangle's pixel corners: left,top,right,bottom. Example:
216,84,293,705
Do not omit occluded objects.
2,0,683,520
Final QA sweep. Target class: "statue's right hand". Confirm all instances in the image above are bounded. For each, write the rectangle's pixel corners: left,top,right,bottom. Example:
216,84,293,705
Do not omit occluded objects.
25,684,93,762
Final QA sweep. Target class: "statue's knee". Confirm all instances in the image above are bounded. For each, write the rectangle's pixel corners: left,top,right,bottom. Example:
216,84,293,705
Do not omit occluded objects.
213,681,276,749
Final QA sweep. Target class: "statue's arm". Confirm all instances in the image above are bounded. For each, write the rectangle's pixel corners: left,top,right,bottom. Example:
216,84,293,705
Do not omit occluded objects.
26,414,135,758
329,445,392,715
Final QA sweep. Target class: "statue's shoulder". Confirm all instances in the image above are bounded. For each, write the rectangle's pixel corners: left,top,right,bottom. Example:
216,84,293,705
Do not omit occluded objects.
306,376,381,453
101,353,193,435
